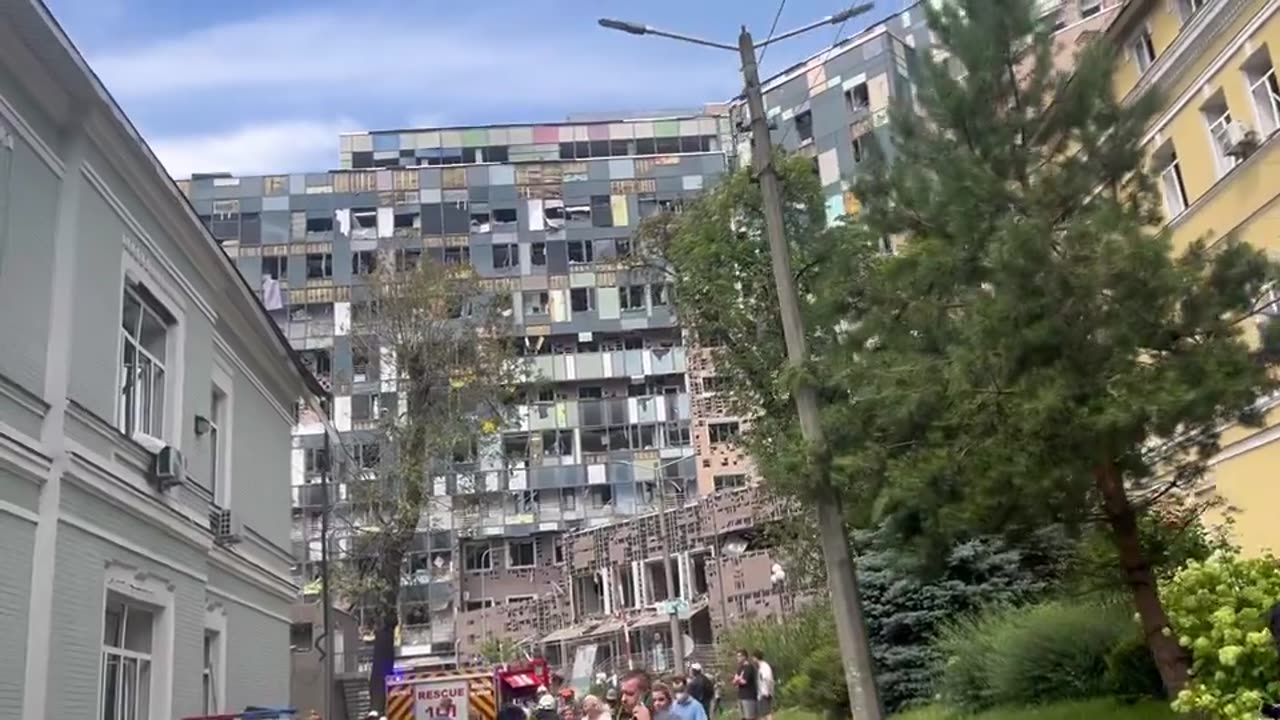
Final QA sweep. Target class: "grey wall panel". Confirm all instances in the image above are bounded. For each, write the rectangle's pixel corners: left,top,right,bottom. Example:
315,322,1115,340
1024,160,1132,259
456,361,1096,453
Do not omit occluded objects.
0,137,58,398
231,369,294,551
208,566,291,710
67,185,125,422
0,512,34,720
181,315,215,466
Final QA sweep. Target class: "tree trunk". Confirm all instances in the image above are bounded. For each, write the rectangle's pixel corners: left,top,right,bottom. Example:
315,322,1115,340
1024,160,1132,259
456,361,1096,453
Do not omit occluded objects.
368,550,404,712
1093,460,1189,696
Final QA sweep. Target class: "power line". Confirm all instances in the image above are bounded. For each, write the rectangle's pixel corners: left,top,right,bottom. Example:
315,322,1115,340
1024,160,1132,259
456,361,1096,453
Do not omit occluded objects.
757,0,789,66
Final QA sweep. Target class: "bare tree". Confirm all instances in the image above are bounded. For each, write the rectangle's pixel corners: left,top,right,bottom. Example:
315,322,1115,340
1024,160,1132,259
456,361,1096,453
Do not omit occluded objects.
330,255,522,709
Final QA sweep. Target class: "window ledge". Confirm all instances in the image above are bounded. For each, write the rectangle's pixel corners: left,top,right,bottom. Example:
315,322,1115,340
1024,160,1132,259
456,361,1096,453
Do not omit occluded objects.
1168,128,1280,236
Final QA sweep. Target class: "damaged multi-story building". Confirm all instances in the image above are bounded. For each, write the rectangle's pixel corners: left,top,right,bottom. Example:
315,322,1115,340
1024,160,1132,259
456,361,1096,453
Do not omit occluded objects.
451,484,793,677
180,108,732,669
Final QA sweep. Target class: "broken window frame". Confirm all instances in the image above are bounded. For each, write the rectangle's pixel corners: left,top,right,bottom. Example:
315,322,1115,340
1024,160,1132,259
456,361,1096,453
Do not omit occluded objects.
507,539,537,568
463,543,494,572
567,240,594,264
305,253,333,280
708,421,741,444
493,244,518,269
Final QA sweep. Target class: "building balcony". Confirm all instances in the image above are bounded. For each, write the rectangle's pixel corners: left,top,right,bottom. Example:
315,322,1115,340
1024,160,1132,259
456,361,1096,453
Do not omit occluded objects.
521,347,688,383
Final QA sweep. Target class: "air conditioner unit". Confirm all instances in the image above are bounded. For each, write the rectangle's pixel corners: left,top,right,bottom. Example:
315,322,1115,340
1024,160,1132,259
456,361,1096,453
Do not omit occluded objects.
150,445,184,491
209,506,243,546
1224,121,1259,158
1261,283,1280,319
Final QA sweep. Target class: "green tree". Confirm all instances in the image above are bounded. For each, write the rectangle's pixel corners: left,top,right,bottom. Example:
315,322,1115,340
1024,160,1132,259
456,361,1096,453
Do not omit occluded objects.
632,153,878,508
843,0,1280,697
333,257,519,708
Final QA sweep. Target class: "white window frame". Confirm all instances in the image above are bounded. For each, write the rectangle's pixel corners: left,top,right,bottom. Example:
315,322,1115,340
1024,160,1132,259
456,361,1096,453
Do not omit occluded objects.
209,361,234,506
203,603,228,715
117,286,170,440
97,563,175,720
507,539,537,569
1079,0,1102,18
1202,96,1239,177
1245,48,1280,137
1153,142,1189,218
1131,28,1156,72
117,255,185,447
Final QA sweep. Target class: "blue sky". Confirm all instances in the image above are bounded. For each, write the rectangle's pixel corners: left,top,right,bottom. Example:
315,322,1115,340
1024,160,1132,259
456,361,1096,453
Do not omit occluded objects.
45,0,903,178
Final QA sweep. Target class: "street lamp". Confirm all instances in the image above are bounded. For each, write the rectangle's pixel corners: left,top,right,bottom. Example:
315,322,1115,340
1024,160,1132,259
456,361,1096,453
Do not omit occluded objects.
769,563,786,625
598,8,883,719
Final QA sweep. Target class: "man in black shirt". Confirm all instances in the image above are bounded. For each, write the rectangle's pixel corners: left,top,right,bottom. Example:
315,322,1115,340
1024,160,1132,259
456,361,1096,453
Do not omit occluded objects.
732,649,758,720
686,663,714,719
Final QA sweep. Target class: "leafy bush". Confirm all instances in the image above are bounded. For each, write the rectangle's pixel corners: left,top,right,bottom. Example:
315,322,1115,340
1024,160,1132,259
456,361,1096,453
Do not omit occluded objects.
721,534,1055,715
1163,552,1280,720
934,600,1150,711
1103,635,1165,701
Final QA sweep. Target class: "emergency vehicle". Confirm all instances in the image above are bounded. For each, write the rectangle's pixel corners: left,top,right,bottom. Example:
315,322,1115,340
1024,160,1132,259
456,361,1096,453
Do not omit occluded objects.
385,659,553,720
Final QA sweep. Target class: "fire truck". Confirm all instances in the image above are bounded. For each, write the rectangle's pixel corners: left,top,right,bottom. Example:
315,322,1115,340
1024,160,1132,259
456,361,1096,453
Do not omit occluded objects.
385,659,553,720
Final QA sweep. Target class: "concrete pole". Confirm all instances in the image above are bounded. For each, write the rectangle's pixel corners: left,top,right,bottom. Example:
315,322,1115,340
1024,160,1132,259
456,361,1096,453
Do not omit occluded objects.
737,26,883,720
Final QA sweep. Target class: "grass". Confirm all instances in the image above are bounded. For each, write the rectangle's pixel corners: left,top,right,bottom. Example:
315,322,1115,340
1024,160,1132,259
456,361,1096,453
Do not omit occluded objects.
891,698,1177,720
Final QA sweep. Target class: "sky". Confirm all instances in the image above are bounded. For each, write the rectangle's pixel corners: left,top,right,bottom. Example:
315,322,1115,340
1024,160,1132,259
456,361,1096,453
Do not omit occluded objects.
44,0,903,178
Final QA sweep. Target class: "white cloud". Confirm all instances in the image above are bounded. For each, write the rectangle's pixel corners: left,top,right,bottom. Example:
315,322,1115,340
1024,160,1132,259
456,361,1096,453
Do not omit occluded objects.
148,117,360,178
88,7,735,110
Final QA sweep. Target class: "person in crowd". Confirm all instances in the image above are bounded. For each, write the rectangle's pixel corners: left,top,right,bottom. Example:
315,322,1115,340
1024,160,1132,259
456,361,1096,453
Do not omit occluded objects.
582,694,612,720
619,669,653,720
685,662,714,719
668,678,708,720
536,693,560,720
604,687,621,716
732,648,758,720
561,700,581,720
500,704,531,720
560,687,577,709
752,649,775,720
650,683,674,720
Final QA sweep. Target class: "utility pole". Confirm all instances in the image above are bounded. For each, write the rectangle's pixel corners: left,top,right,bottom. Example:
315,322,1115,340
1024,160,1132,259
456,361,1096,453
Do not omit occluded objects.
596,9,882,718
737,26,883,720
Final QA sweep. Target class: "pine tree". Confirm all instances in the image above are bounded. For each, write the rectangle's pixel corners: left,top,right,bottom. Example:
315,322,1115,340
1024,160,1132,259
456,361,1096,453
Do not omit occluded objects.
846,0,1280,695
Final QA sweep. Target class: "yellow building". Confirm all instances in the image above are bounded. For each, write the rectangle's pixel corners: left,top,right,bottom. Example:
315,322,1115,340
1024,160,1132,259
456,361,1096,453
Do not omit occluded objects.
1107,0,1280,554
